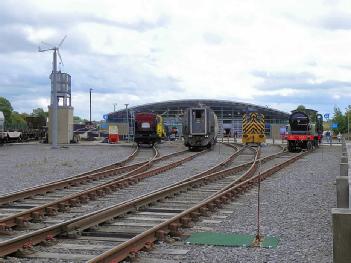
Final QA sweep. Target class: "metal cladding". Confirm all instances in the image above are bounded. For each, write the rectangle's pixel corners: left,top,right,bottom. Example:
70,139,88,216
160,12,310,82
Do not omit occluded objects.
242,112,265,135
182,106,218,149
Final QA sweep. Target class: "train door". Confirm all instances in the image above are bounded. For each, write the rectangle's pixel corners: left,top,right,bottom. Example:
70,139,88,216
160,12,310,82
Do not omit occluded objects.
190,108,207,135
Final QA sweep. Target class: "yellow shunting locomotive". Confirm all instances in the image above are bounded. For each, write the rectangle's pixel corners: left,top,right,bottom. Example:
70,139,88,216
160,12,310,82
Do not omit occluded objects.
242,112,266,145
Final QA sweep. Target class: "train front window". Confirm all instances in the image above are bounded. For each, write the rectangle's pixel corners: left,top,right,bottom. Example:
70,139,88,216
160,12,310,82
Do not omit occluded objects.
141,122,150,129
194,110,202,119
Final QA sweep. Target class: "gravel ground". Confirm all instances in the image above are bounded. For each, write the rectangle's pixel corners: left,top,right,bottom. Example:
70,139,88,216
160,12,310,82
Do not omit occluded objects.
146,145,339,263
0,141,188,196
0,143,135,195
0,142,236,262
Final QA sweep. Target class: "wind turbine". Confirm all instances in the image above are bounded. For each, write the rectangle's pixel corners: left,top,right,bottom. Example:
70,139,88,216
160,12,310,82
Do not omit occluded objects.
38,36,67,148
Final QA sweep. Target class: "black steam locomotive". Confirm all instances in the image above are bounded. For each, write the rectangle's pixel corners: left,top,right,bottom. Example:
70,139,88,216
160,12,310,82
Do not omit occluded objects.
285,111,323,152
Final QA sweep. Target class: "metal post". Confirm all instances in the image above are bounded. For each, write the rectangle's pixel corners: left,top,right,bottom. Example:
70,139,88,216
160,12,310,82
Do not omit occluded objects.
51,49,58,148
221,107,224,143
89,88,93,124
113,103,117,112
254,158,262,246
348,113,350,141
125,104,129,142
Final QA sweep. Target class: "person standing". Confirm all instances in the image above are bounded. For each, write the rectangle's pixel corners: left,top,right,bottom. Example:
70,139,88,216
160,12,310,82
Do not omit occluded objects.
326,131,331,144
337,132,342,143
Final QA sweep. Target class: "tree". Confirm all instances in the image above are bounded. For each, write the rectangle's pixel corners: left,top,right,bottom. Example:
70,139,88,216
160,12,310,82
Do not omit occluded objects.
0,97,13,124
73,116,88,124
296,105,306,112
32,108,48,119
11,111,26,127
332,107,347,133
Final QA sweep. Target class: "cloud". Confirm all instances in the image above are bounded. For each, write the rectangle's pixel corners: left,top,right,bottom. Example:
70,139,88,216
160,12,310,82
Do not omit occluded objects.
252,70,351,91
318,11,351,30
2,0,351,120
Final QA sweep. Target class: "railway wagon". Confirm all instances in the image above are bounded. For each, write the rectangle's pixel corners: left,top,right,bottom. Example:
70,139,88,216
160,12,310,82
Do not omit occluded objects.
134,112,166,145
182,106,218,150
285,111,323,152
242,112,266,145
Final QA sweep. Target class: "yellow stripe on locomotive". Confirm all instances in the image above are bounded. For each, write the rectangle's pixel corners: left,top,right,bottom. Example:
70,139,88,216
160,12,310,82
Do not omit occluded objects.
242,112,266,144
156,115,166,139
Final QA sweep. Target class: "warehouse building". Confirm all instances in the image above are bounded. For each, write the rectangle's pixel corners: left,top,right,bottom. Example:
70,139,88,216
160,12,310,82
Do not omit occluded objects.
107,99,289,138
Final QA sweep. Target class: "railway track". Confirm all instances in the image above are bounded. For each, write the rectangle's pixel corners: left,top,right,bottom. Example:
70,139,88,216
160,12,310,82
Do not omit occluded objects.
0,145,209,233
0,145,140,205
0,143,298,262
0,143,243,259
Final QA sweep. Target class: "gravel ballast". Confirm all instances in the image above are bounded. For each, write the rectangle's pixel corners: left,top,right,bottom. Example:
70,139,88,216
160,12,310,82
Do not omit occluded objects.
142,145,338,263
0,143,135,195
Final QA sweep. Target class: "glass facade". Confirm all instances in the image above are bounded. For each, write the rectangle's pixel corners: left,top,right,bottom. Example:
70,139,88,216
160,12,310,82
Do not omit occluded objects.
108,99,289,137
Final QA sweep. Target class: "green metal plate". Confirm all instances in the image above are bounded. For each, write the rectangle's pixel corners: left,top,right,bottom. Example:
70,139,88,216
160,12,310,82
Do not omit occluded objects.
185,232,279,248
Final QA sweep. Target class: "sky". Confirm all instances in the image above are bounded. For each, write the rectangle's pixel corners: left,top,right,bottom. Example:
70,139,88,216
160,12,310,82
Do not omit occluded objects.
1,0,351,120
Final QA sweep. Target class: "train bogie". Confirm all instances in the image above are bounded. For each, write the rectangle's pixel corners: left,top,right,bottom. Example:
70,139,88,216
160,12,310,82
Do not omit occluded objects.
182,107,218,150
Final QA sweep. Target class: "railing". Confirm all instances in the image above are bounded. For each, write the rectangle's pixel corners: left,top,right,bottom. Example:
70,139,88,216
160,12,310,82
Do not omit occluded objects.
336,138,349,208
333,138,351,263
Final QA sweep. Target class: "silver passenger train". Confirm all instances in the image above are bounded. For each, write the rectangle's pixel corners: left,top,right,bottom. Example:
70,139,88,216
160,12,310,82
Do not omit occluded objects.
182,106,218,150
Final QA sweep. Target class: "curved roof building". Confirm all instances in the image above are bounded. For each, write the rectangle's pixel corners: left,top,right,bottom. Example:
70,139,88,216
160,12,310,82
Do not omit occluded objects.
128,99,289,120
108,99,289,136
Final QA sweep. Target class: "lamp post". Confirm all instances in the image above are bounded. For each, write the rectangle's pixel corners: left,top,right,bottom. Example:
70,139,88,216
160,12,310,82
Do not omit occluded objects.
51,49,58,148
89,88,93,124
125,104,129,141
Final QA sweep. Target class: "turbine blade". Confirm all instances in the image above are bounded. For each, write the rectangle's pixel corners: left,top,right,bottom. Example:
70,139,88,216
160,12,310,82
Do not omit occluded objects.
57,50,64,66
58,35,67,47
38,47,51,52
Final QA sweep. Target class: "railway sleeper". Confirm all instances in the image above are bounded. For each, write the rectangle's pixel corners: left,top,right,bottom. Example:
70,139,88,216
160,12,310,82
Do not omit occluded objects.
40,235,58,247
79,195,89,204
69,198,81,207
206,203,217,212
14,246,35,257
180,217,194,228
0,223,13,235
199,207,210,217
142,241,154,252
190,211,201,221
31,211,44,222
15,217,29,229
64,229,82,239
103,187,112,194
45,206,58,216
169,222,181,235
155,229,168,241
58,202,70,212
88,192,97,200
213,199,223,208
96,189,105,197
